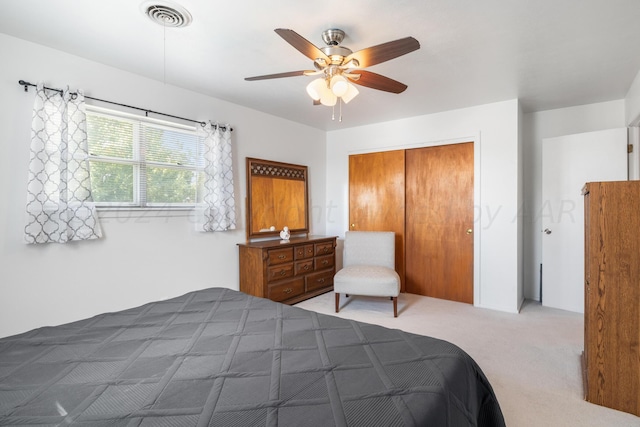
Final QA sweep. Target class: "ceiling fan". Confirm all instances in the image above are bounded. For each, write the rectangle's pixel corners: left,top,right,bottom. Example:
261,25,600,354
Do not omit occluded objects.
245,28,420,109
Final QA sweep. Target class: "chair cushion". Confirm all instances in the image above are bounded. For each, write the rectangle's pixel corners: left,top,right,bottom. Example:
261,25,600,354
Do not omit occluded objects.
344,231,395,269
334,265,400,297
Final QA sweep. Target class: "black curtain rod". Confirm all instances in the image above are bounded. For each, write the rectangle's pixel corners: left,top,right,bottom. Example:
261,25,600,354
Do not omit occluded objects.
18,80,232,132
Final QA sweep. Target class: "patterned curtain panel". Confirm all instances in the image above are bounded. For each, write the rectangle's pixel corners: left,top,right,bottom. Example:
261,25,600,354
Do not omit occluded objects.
196,122,236,232
24,83,103,244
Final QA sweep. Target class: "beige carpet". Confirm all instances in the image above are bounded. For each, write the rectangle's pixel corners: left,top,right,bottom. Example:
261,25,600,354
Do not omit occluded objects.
295,292,639,427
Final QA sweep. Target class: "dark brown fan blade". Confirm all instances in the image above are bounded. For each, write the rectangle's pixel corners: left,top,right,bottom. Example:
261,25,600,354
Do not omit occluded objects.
344,37,419,68
245,70,314,81
275,28,330,62
347,70,408,93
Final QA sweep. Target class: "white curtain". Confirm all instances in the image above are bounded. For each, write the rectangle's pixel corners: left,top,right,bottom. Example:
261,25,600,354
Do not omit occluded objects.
197,122,236,232
24,83,102,244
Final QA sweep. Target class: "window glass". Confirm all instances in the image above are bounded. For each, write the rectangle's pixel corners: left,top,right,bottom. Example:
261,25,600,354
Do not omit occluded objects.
86,107,201,208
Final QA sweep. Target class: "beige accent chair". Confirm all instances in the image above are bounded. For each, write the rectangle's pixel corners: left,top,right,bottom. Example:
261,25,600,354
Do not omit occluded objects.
334,231,401,317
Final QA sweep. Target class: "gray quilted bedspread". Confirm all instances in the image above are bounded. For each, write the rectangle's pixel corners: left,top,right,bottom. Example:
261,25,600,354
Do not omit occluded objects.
0,288,505,426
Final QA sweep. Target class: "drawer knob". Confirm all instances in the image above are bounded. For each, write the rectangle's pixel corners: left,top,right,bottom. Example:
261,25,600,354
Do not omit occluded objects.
278,254,287,259
304,265,310,270
323,247,328,253
284,288,293,294
280,270,286,276
322,260,328,265
317,278,325,284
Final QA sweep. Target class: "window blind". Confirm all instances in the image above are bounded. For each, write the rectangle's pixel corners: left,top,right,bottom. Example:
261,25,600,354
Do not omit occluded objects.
86,106,203,207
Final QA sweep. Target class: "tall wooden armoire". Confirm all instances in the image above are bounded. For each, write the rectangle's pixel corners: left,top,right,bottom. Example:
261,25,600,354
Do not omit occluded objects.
582,181,640,416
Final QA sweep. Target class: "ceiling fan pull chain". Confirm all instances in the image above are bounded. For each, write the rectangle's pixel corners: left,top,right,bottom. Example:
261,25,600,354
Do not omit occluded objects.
331,103,335,121
339,98,343,122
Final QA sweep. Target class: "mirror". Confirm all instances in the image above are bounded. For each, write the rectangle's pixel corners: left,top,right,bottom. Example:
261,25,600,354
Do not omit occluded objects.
246,157,309,240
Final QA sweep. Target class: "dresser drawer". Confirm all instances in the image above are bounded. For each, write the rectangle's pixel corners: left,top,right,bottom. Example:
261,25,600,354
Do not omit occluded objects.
268,279,304,302
306,270,334,292
315,241,334,256
295,259,314,275
295,244,314,260
267,263,294,282
315,254,334,271
268,247,294,265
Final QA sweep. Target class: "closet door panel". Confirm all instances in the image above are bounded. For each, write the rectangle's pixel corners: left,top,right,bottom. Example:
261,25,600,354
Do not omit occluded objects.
405,142,474,303
348,150,405,290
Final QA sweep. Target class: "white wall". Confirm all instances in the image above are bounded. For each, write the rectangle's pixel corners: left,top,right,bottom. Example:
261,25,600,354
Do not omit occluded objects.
325,100,523,313
625,69,640,125
517,104,525,307
522,100,626,301
0,34,327,338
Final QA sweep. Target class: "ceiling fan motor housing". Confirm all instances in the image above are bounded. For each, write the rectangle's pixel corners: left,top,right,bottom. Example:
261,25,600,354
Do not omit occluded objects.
319,29,353,65
321,46,353,62
322,29,345,46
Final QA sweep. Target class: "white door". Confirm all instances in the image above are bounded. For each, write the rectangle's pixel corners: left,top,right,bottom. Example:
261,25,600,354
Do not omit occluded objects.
541,128,627,312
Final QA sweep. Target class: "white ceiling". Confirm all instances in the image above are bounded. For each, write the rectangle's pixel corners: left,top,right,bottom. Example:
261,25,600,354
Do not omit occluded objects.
2,0,640,131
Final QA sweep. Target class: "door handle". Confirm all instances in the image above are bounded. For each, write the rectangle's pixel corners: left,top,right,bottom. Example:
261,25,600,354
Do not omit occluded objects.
350,223,356,229
466,228,473,234
544,228,552,235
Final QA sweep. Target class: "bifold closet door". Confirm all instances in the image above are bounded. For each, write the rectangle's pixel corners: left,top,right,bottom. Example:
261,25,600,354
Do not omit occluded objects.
348,150,405,290
405,142,474,303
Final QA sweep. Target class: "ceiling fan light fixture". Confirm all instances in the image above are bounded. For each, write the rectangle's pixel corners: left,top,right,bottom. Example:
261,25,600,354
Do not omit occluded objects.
341,83,359,104
330,75,349,97
245,27,419,120
306,78,326,101
319,89,337,106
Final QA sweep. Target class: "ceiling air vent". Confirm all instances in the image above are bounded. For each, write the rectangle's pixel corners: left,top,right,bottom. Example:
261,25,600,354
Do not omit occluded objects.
141,1,192,28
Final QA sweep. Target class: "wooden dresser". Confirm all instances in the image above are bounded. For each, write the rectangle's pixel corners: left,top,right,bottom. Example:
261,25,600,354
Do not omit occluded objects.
238,235,337,304
582,181,640,416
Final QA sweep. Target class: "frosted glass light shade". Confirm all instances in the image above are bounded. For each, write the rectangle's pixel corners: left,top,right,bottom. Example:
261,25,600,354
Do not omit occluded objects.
341,83,359,104
306,78,326,101
320,90,337,106
306,76,356,107
330,75,349,97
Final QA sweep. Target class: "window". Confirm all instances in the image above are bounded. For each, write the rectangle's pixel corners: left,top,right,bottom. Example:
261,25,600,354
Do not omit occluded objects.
86,106,203,208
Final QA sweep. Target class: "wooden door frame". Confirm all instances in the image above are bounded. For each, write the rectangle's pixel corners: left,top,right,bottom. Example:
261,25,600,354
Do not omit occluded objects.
346,135,482,306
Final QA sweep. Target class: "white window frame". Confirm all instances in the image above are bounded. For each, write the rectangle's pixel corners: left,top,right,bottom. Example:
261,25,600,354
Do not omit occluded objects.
86,105,202,211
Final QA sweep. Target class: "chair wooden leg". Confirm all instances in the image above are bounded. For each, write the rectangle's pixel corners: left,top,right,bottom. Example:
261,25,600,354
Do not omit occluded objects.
392,296,398,317
335,293,340,313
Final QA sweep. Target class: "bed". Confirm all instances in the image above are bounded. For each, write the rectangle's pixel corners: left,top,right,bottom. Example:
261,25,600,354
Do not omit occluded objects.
0,287,505,426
